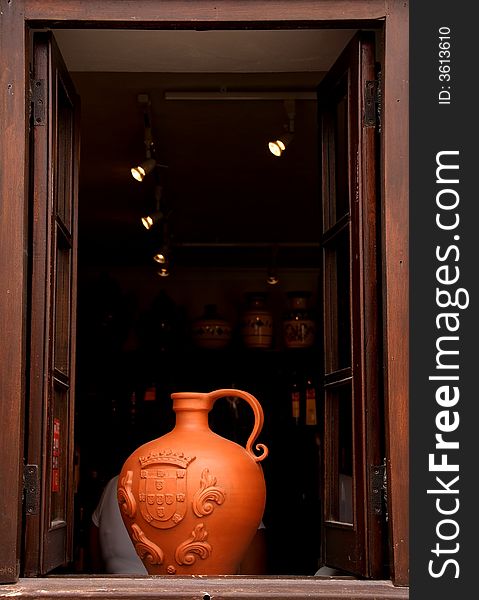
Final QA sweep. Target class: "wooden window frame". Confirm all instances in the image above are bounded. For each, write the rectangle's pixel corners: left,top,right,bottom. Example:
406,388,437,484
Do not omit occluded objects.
0,0,408,594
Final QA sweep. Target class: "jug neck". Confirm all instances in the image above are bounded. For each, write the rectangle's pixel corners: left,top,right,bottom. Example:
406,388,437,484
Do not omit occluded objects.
171,392,212,431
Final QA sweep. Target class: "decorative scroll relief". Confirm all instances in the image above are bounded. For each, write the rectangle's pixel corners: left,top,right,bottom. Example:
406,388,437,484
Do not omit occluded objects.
138,449,196,529
175,523,212,566
192,468,226,517
130,523,164,566
118,470,136,518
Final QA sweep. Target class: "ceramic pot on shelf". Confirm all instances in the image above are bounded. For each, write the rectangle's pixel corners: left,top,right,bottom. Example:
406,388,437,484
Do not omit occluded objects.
117,388,268,575
282,291,316,349
240,292,274,349
192,304,232,349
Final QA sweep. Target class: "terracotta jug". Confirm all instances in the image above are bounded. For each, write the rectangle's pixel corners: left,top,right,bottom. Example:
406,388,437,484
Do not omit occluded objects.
240,292,274,349
191,304,232,349
117,388,268,575
282,291,316,349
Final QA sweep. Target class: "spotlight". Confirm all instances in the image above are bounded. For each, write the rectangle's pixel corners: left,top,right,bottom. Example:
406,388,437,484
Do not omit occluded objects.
141,210,163,230
142,215,154,229
153,252,167,264
131,158,157,182
131,94,157,181
266,245,280,285
153,235,170,266
268,99,295,158
268,132,293,157
157,267,170,278
155,249,170,276
267,272,280,285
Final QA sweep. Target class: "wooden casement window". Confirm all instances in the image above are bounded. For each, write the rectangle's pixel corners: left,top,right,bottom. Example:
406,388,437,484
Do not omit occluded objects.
318,33,384,578
0,1,408,596
23,32,80,576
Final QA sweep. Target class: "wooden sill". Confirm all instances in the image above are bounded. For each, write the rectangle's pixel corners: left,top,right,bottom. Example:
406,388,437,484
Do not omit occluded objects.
0,576,409,599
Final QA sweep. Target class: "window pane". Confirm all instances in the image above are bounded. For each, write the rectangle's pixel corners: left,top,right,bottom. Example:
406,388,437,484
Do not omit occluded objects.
323,83,349,231
323,226,351,372
334,93,349,221
325,382,353,524
54,229,71,374
49,383,69,525
55,80,73,229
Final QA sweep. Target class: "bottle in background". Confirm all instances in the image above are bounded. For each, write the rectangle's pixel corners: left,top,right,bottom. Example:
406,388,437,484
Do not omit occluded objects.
305,375,318,427
290,369,301,426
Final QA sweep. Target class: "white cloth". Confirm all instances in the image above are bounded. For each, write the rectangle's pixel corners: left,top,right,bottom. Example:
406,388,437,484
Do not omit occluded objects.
92,475,147,574
92,474,265,574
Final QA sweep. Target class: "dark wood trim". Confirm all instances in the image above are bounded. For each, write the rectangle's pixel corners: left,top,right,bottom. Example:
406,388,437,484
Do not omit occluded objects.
24,0,388,25
357,35,383,579
381,0,409,587
0,576,409,599
0,0,27,585
348,34,366,574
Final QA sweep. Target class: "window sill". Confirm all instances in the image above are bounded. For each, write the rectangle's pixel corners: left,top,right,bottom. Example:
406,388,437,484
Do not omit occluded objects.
0,576,409,599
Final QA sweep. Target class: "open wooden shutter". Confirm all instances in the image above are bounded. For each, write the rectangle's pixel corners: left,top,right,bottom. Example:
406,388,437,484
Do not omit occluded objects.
318,32,385,578
24,32,80,576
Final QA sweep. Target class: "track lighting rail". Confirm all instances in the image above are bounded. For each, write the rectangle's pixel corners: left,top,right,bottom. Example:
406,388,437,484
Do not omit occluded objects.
164,91,316,101
173,242,321,248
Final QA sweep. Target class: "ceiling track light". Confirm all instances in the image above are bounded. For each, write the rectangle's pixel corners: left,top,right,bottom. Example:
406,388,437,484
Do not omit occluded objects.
141,209,164,230
266,245,280,285
268,132,294,157
152,228,170,264
268,99,295,158
141,183,169,230
155,246,170,277
131,94,157,182
131,158,157,182
153,250,167,264
164,91,316,101
152,214,172,271
266,272,280,285
157,267,170,278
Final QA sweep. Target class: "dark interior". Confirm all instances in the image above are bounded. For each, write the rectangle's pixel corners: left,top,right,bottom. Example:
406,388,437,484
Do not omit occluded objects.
54,28,356,576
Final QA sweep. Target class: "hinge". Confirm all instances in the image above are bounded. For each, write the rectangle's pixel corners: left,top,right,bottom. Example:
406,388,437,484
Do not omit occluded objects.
28,68,34,126
364,80,379,128
23,464,40,515
376,69,382,134
32,79,46,126
369,463,386,517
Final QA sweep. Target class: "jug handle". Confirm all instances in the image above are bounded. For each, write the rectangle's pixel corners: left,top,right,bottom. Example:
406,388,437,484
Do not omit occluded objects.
207,388,269,463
